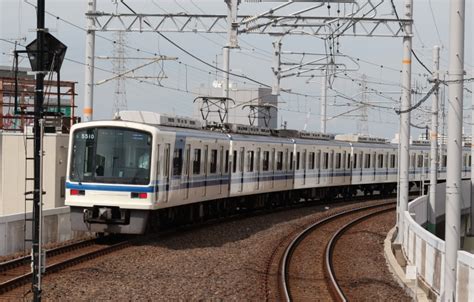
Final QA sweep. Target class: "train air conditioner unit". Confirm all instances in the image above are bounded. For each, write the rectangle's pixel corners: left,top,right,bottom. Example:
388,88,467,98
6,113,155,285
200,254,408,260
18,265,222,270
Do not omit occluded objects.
116,111,202,130
335,134,387,144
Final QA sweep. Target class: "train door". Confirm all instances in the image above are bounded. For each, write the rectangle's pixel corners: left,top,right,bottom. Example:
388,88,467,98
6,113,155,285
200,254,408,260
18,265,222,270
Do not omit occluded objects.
329,150,334,184
155,144,160,202
184,144,191,199
219,146,224,195
316,150,321,185
163,144,170,202
203,145,208,197
373,152,376,181
271,148,275,189
342,151,347,183
285,149,291,187
256,147,261,190
358,152,363,182
239,147,245,192
302,149,307,185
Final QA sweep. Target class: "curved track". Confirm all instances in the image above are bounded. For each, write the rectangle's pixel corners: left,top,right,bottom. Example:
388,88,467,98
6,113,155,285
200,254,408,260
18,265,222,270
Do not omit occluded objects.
0,236,131,296
277,201,395,301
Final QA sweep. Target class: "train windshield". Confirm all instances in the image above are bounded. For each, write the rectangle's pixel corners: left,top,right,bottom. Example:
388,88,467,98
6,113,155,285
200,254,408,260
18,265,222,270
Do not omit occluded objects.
70,127,152,185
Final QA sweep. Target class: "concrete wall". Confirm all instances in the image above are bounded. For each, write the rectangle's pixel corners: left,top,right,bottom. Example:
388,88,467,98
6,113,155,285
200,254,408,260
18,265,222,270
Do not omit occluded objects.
0,206,82,256
0,132,68,216
402,180,474,300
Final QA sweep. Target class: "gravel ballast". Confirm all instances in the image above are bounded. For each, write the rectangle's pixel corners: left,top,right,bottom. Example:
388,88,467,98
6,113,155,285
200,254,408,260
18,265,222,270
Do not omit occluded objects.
4,201,408,301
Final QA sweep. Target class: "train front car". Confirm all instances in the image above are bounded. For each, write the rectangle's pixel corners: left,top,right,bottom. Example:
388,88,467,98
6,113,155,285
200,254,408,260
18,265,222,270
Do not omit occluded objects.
66,121,156,234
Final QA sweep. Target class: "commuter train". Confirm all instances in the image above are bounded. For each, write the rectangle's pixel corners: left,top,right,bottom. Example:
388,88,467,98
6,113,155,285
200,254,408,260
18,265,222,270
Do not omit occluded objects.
65,111,472,234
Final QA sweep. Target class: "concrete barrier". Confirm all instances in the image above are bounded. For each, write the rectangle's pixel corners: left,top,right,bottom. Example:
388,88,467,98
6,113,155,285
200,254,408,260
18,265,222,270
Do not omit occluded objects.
0,206,81,256
401,180,474,300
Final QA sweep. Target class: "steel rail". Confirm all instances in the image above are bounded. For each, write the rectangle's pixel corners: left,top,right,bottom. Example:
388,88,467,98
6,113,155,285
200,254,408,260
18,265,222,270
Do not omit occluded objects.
279,201,395,301
324,205,396,301
0,237,130,295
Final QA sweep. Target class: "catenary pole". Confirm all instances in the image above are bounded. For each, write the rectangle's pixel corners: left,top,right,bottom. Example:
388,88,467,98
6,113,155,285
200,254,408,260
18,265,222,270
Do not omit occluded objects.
33,0,45,300
471,66,474,237
443,0,465,300
84,0,96,121
223,0,238,123
320,69,327,134
428,45,440,234
396,0,413,243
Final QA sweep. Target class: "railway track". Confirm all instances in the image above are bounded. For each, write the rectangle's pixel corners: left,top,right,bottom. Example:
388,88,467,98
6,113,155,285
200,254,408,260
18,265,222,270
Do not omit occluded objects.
0,235,131,296
272,201,395,301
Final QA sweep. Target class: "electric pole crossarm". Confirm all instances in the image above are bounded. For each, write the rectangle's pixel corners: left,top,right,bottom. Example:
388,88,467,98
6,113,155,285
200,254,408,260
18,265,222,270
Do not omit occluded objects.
87,12,411,37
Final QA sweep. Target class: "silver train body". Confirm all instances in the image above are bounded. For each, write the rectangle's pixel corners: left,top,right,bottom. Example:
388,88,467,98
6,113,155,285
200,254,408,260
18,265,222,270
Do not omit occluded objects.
65,112,471,234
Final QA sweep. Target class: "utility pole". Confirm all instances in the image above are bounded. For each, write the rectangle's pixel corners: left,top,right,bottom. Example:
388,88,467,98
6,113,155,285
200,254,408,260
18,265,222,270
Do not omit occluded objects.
223,0,239,123
428,45,440,234
32,0,45,300
443,0,465,300
396,0,413,243
84,0,96,121
320,69,327,134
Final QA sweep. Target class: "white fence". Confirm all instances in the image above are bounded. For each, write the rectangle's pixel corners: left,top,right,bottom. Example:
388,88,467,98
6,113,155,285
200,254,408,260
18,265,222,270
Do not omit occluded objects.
402,180,474,301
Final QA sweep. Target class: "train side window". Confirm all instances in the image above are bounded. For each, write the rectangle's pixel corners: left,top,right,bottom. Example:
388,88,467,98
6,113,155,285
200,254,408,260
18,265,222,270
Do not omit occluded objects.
377,154,383,169
410,154,416,168
240,147,245,172
210,149,218,174
364,153,370,169
164,144,170,177
289,152,294,170
316,151,321,169
173,148,183,175
296,152,301,170
323,152,329,169
263,151,270,171
442,155,447,167
469,155,472,167
193,149,201,175
184,145,190,176
247,150,254,172
277,151,284,171
233,150,237,173
302,150,307,171
309,152,315,170
225,150,229,173
329,152,334,169
353,154,357,169
372,153,376,168
463,154,468,167
219,147,224,174
271,149,275,171
424,155,429,168
257,148,261,172
335,153,341,169
390,154,396,168
346,153,351,169
417,154,423,168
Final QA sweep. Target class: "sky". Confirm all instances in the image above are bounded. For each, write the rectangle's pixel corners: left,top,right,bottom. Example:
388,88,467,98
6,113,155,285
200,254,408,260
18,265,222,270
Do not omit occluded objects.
0,0,472,139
